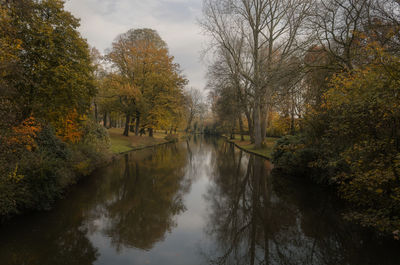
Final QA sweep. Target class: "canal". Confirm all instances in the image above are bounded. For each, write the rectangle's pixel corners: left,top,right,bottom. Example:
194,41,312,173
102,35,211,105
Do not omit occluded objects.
0,136,399,265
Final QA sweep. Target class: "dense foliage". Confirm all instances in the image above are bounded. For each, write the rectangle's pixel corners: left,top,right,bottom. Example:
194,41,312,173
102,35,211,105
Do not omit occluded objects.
0,0,110,218
273,39,400,236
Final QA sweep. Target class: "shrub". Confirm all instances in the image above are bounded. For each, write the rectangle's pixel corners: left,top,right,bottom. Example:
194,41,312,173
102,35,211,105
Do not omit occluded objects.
0,121,111,218
70,119,111,175
272,135,323,182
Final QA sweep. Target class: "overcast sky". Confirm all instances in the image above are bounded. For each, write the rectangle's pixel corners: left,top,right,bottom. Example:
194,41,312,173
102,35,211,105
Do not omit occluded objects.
64,0,208,90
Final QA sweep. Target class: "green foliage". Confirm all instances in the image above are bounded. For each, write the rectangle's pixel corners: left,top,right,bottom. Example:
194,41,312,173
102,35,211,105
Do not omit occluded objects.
272,135,322,181
274,41,400,235
2,0,95,125
0,0,110,218
0,165,27,217
0,121,111,218
322,50,400,234
69,120,111,175
0,125,70,215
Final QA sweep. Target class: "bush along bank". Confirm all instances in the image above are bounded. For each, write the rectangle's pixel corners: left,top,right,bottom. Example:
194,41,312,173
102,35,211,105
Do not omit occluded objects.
273,134,400,239
0,0,112,220
0,119,111,219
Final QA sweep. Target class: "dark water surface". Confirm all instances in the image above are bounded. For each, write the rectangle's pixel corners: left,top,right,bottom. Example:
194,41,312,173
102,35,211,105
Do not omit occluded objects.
0,137,399,265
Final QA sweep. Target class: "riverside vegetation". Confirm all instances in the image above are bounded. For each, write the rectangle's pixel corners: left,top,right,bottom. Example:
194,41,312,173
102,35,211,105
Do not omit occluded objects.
0,0,206,219
201,0,400,238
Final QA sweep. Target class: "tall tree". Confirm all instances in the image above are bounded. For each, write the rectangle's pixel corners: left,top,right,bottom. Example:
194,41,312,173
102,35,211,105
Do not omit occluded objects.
107,28,187,136
1,0,96,132
184,87,206,133
201,0,312,147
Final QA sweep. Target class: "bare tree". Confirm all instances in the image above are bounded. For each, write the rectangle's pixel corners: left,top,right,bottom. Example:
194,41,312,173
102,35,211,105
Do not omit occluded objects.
369,0,400,55
201,0,312,147
185,87,206,132
308,0,372,70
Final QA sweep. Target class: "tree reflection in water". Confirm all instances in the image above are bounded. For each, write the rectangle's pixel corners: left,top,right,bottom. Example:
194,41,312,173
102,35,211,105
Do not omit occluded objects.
0,143,191,265
203,142,400,265
90,144,191,251
0,139,399,265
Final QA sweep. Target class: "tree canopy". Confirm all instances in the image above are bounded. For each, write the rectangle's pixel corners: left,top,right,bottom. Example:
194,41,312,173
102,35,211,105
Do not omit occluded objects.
102,28,188,136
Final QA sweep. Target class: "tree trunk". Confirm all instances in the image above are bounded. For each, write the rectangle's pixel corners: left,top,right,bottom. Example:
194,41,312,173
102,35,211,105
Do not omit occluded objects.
290,104,295,135
230,118,236,139
103,112,108,128
252,19,262,149
261,106,268,141
239,114,245,141
123,113,131,136
149,128,154,137
130,116,135,132
245,110,254,143
94,102,98,123
135,113,140,136
186,111,194,133
254,100,262,148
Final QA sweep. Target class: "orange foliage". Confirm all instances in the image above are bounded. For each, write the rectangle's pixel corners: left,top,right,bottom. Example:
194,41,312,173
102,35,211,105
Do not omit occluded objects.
56,110,83,143
7,117,41,151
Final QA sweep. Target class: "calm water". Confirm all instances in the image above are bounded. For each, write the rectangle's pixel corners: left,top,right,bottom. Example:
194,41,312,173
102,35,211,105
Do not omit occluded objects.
0,136,399,265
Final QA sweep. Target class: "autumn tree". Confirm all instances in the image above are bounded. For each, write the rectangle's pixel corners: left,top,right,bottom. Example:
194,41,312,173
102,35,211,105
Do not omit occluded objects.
273,1,400,237
1,0,95,132
107,28,187,137
0,0,110,217
321,42,400,235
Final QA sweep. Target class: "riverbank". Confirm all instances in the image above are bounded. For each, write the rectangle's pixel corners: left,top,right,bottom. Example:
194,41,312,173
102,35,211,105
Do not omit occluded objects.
226,135,279,159
108,128,184,154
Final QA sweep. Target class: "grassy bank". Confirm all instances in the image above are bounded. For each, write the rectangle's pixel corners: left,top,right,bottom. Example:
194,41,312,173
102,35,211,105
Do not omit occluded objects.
226,135,279,159
108,128,181,154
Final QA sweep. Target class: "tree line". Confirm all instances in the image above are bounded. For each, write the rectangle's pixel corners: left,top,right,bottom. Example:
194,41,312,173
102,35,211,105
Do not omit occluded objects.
201,0,400,237
0,0,204,218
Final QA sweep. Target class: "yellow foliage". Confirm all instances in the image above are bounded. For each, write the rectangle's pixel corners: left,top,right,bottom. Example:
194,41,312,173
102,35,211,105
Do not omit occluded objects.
267,111,293,136
56,110,83,143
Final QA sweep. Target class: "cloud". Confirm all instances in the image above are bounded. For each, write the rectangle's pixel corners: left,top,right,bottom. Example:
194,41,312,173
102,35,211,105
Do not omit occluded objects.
64,0,208,90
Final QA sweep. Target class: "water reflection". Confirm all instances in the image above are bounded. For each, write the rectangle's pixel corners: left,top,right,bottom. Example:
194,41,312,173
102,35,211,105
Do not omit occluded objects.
203,142,400,265
0,190,99,265
98,146,190,251
0,138,399,265
0,143,192,265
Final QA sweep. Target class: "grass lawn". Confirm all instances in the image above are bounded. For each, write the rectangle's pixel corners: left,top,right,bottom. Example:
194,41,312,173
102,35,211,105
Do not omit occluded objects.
108,128,170,154
227,134,280,159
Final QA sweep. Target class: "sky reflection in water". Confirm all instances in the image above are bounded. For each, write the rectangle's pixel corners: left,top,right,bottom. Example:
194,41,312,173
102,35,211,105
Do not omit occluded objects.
0,136,399,265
